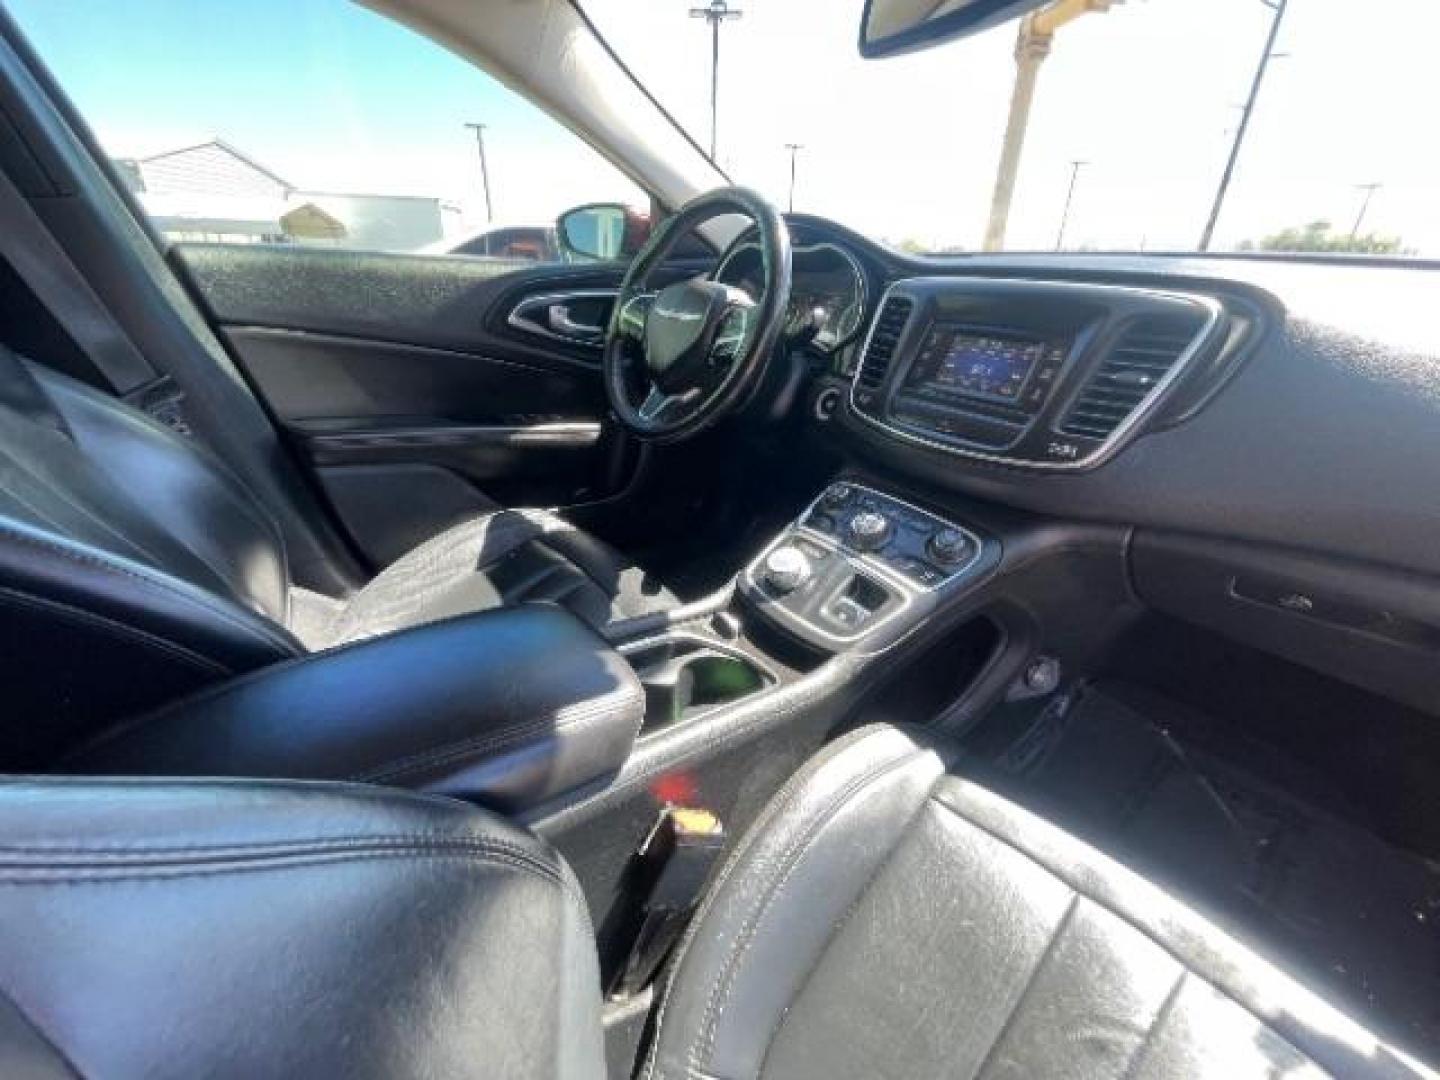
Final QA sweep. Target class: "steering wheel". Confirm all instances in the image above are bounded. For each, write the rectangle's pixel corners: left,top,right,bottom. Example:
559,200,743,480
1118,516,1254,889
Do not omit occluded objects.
603,187,792,443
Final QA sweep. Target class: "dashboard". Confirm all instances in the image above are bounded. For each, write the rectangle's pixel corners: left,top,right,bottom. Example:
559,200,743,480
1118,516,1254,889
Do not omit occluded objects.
754,212,1440,728
757,214,1440,585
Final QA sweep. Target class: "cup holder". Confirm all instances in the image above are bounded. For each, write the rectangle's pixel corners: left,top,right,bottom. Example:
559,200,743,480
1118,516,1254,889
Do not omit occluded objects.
621,634,775,731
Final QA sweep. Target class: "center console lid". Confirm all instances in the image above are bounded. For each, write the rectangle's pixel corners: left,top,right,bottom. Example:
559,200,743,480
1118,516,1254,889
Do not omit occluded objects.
64,605,644,816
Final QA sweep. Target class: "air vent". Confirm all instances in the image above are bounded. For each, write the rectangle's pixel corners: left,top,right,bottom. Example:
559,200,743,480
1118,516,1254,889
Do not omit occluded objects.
1059,314,1205,440
855,296,914,391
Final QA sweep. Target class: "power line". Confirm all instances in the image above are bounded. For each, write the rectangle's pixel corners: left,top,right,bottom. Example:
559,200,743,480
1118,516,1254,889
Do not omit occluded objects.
689,1,743,161
1055,159,1088,250
785,143,804,212
463,122,493,223
1198,0,1288,251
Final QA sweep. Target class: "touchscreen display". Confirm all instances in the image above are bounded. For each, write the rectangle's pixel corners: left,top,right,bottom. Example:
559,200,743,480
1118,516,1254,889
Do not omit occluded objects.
911,327,1047,403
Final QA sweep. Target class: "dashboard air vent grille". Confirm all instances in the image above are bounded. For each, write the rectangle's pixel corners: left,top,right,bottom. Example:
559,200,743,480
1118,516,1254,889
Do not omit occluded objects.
1059,314,1204,440
856,296,914,391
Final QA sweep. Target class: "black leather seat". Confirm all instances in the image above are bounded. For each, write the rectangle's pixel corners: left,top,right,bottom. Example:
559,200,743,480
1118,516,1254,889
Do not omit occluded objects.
0,347,675,762
645,725,1435,1080
0,727,1431,1078
0,776,604,1079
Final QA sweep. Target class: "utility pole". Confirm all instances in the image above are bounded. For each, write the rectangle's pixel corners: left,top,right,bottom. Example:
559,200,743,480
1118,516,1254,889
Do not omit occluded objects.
690,1,743,161
984,0,1119,252
785,143,804,212
1055,159,1088,250
1197,0,1288,251
463,122,493,223
1350,182,1382,240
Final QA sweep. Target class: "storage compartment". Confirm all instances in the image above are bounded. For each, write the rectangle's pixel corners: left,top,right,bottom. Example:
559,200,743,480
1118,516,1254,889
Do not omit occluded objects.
1132,531,1440,717
621,633,776,731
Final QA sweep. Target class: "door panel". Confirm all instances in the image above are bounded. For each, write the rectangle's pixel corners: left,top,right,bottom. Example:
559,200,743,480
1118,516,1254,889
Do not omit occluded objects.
174,242,652,566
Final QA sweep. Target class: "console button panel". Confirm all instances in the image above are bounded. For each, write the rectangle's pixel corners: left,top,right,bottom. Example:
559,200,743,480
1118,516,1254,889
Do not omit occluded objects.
741,483,984,648
802,485,979,590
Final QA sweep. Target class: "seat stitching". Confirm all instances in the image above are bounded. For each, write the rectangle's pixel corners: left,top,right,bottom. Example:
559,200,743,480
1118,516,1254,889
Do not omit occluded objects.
753,784,944,1080
1118,970,1188,1080
0,445,183,576
690,747,928,1075
349,684,644,784
968,892,1080,1079
925,793,1335,1075
0,839,587,909
0,585,231,678
0,832,551,860
0,519,299,655
640,726,915,1080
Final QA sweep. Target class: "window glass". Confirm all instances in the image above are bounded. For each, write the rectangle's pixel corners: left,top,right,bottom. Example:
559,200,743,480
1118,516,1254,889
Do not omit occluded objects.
9,0,647,265
586,0,1440,257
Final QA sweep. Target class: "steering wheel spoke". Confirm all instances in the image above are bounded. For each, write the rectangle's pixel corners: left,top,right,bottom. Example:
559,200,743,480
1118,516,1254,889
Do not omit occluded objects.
637,385,696,426
709,297,755,368
616,292,654,342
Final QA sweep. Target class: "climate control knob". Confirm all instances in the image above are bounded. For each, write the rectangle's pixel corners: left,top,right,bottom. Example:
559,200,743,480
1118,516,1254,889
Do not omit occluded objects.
847,511,893,552
927,527,972,565
762,546,810,593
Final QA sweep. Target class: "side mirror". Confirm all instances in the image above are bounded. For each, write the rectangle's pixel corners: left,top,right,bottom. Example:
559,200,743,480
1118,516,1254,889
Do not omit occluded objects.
555,203,651,261
859,0,1051,59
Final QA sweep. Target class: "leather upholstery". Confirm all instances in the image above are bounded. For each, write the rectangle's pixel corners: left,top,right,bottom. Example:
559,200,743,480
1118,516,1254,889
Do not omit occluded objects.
0,777,604,1079
0,347,674,763
647,725,1436,1080
0,729,1432,1078
64,605,646,815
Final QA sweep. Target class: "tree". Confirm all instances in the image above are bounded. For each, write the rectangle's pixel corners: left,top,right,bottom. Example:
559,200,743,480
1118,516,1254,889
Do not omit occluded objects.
1239,219,1410,255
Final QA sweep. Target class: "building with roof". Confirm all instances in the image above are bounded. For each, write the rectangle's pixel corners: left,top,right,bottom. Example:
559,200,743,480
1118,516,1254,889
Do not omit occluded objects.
115,139,456,250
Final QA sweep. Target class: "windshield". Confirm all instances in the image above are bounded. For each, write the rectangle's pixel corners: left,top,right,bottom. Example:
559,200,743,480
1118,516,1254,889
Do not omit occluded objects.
585,0,1440,257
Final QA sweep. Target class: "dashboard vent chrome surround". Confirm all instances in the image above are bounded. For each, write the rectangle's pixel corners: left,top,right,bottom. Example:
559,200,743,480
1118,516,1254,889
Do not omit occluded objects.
855,296,914,391
1059,315,1207,440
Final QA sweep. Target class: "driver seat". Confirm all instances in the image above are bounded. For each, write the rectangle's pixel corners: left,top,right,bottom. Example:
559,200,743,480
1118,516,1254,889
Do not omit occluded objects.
0,346,676,763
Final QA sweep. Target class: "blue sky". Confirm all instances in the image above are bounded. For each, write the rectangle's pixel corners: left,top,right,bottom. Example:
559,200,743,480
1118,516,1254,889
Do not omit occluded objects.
9,0,1440,253
7,0,643,221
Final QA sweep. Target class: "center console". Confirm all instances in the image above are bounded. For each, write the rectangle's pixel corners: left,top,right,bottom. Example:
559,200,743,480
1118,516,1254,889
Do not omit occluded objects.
738,482,989,652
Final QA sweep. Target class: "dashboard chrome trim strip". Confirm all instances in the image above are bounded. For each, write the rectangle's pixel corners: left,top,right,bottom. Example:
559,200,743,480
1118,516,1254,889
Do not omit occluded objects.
847,277,1225,471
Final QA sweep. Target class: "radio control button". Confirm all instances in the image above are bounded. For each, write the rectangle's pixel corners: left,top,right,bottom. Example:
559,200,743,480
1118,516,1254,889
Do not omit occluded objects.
927,528,973,565
847,511,893,552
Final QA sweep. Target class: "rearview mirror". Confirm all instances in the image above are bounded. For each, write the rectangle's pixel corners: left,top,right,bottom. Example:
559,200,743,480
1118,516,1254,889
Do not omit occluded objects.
555,203,651,261
859,0,1051,59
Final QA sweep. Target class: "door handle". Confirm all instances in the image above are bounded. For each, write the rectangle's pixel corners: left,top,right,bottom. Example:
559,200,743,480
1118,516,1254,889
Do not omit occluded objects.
547,304,604,340
507,289,616,347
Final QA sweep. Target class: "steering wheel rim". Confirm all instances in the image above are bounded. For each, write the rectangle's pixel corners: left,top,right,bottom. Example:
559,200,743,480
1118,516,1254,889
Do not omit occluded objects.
603,186,792,443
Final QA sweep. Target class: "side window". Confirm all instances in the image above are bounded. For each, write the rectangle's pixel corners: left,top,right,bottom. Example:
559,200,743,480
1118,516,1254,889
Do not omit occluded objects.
8,0,646,266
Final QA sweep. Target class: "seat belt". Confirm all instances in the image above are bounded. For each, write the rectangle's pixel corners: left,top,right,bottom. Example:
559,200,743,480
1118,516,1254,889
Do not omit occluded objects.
0,164,189,430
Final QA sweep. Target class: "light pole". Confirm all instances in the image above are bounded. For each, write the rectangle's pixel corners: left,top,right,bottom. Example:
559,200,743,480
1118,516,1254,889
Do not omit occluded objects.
690,1,743,161
463,122,493,223
1197,0,1288,251
1055,159,1088,250
785,143,804,212
1350,182,1382,240
983,0,1120,252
